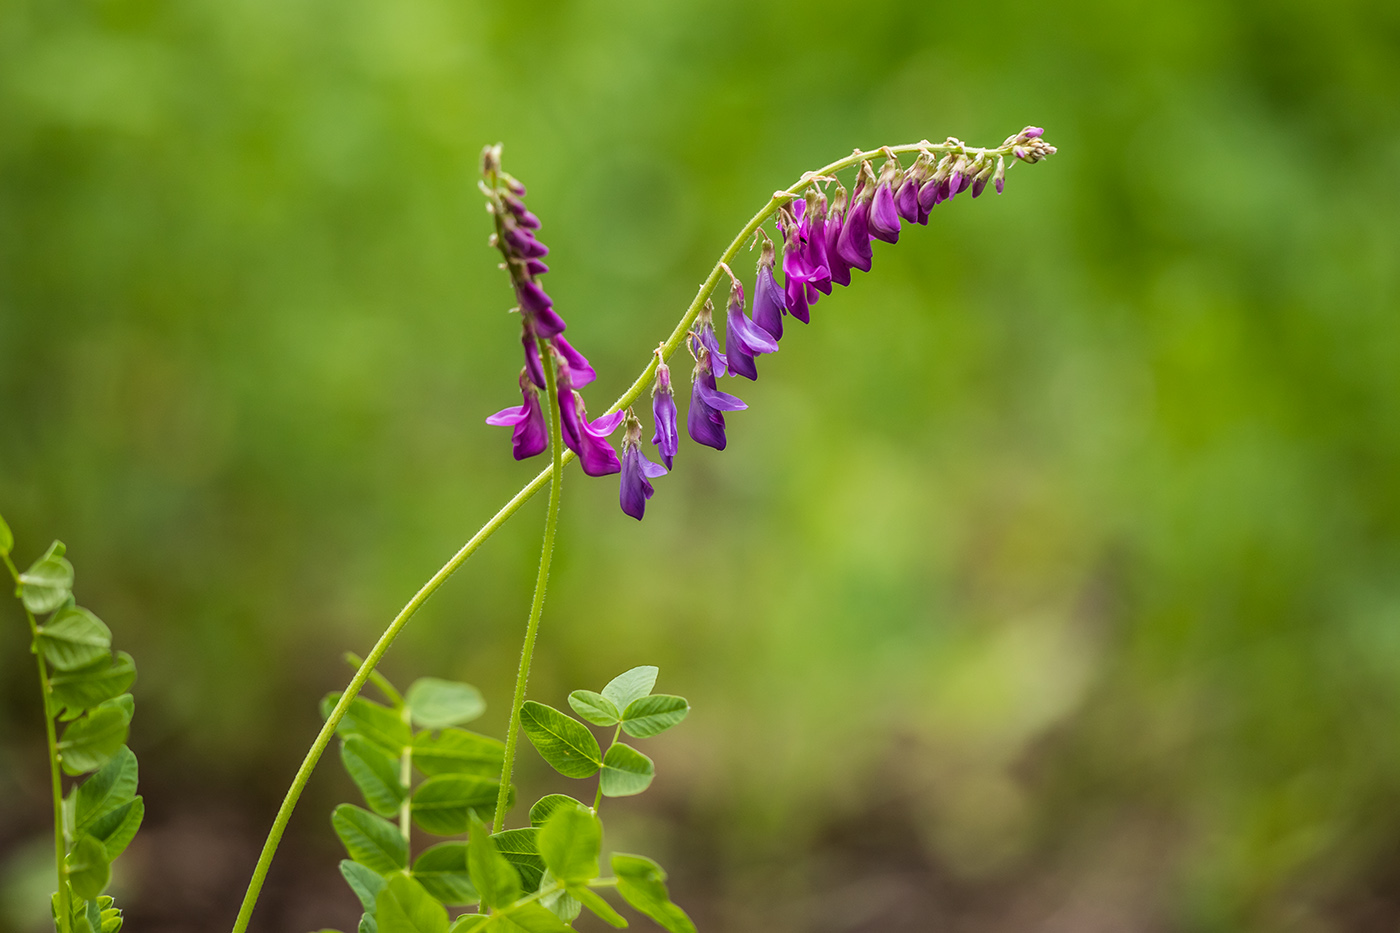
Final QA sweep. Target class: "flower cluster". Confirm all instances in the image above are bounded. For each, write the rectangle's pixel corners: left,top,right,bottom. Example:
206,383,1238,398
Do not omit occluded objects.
484,130,1055,520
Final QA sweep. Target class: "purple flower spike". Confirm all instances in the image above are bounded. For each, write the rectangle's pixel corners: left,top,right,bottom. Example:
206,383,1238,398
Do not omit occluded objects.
835,197,874,273
619,410,668,521
824,186,853,287
651,359,678,468
752,237,787,340
553,334,596,387
486,371,549,460
687,349,746,450
721,270,778,381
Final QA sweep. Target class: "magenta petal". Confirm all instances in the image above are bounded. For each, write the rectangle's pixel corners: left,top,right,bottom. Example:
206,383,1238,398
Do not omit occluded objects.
825,214,852,287
697,374,747,412
895,177,920,223
835,200,874,272
753,265,787,340
587,410,625,437
652,390,678,469
552,335,596,387
486,405,529,426
869,183,901,243
619,446,655,520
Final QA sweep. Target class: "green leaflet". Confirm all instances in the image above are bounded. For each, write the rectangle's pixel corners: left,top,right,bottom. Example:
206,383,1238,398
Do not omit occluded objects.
325,694,412,754
58,698,132,776
412,842,478,906
571,887,627,928
519,701,600,779
612,853,695,933
619,695,689,739
405,678,486,730
567,690,619,726
87,796,144,861
375,874,448,933
537,805,601,886
467,813,520,910
339,859,387,913
50,652,137,721
72,746,138,836
539,870,582,923
447,917,486,933
411,729,504,779
341,735,408,818
528,794,584,828
19,548,74,614
36,607,112,672
497,903,574,933
492,828,544,891
65,834,110,900
600,666,657,712
331,804,407,874
599,743,654,798
411,774,503,836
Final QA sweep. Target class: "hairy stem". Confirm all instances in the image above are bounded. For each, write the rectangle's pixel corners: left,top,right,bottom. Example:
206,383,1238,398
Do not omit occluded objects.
3,554,70,933
493,340,566,832
232,133,1035,930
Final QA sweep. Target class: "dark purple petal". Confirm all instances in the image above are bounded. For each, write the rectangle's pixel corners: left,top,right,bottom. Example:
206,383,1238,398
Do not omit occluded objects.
895,177,921,223
825,212,852,287
552,335,595,387
970,175,987,198
523,332,546,387
947,170,966,198
516,279,552,314
918,178,947,216
559,391,621,476
995,176,1005,194
696,371,747,412
835,199,873,272
652,389,677,468
502,193,541,229
804,218,833,296
868,183,901,243
753,265,787,340
619,446,654,520
504,227,549,259
576,431,621,476
728,304,778,356
487,377,547,460
526,259,549,276
687,388,728,450
784,273,810,324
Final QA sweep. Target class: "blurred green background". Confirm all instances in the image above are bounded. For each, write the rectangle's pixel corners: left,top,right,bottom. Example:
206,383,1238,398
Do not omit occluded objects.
3,0,1400,930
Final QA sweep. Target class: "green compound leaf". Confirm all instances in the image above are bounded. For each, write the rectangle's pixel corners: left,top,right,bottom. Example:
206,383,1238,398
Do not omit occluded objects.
412,842,478,906
96,896,122,933
538,804,600,886
502,902,574,933
412,729,504,779
87,796,143,861
447,917,486,933
359,914,377,933
341,735,408,818
339,859,387,913
66,834,111,900
58,699,131,776
50,652,137,721
405,678,486,730
601,666,657,713
332,804,407,874
0,512,12,554
571,886,627,928
492,828,544,891
324,693,412,754
36,607,112,672
467,813,519,910
599,743,654,798
619,695,689,739
519,701,600,779
411,774,503,836
73,746,138,836
528,794,585,828
567,690,620,726
20,548,74,614
612,853,696,933
375,874,448,933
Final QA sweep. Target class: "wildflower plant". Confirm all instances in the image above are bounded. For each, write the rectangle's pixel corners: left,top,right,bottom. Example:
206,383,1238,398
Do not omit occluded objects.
5,127,1054,932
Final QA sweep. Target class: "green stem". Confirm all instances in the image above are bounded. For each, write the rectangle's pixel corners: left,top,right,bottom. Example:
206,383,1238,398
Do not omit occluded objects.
231,133,1036,931
4,554,70,933
594,725,620,812
398,705,413,845
492,340,566,833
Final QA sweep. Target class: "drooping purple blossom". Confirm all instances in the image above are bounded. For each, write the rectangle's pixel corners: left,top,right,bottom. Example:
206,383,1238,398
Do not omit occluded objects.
690,300,726,376
752,236,788,341
553,334,596,387
824,185,853,288
686,346,746,450
868,157,903,244
778,205,814,324
835,183,874,274
485,370,549,460
619,410,668,521
719,265,778,381
651,358,678,469
557,381,624,476
801,190,833,297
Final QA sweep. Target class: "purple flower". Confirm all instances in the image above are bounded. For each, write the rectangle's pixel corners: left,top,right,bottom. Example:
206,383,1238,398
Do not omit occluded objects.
691,300,726,376
868,159,902,244
824,186,853,288
526,258,549,276
486,371,548,460
946,155,971,200
522,328,546,388
553,334,596,387
801,191,833,297
752,237,787,341
719,269,778,381
651,359,678,468
619,410,668,521
516,280,566,338
687,348,746,450
502,192,540,229
558,388,623,476
835,196,873,273
504,226,548,259
993,156,1006,195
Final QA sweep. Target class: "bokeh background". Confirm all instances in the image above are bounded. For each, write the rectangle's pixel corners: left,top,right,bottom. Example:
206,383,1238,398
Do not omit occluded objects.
3,0,1400,930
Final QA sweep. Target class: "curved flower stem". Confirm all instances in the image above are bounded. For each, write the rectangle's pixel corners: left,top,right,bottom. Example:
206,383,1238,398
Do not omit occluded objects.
3,554,70,933
232,133,1037,931
492,340,566,832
